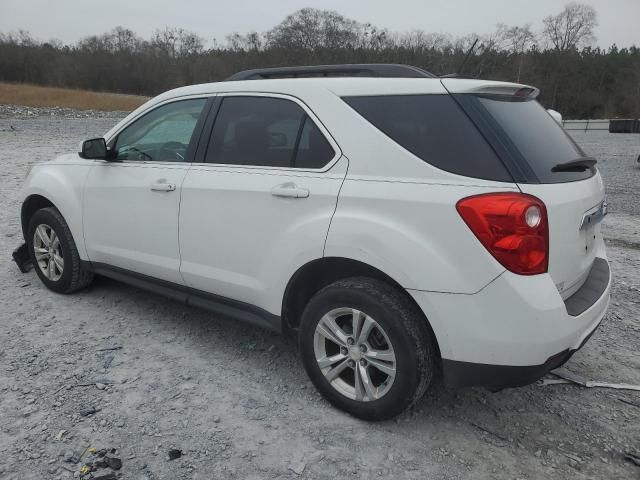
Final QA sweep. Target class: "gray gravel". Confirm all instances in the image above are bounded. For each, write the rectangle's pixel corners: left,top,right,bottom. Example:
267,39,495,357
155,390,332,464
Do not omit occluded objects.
1,105,639,480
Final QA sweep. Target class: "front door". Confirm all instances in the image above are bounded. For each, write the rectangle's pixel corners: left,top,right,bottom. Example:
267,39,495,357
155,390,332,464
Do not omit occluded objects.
83,97,209,283
179,94,346,314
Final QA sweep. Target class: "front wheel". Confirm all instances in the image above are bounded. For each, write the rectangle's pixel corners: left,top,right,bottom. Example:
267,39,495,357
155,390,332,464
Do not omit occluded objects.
299,277,437,420
27,207,93,293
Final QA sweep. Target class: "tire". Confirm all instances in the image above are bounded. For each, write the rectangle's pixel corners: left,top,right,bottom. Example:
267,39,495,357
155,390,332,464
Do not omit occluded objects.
27,207,94,293
299,277,436,420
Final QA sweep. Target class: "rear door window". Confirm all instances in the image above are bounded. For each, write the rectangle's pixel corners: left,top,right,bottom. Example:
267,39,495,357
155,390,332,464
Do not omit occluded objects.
205,96,335,169
342,94,512,182
468,96,593,183
294,116,336,168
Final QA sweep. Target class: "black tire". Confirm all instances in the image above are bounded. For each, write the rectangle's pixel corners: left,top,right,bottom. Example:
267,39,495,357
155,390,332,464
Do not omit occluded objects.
299,277,436,421
27,207,94,293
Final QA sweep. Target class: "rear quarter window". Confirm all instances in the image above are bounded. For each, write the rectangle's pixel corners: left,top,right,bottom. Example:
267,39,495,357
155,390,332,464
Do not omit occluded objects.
342,94,513,182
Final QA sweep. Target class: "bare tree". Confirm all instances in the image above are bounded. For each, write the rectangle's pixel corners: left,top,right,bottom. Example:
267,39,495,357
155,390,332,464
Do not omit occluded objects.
177,31,205,56
110,27,142,53
0,29,35,46
542,3,598,109
498,24,536,53
542,3,598,51
356,23,391,51
225,31,262,51
496,23,537,81
398,30,451,53
151,27,204,57
266,8,359,50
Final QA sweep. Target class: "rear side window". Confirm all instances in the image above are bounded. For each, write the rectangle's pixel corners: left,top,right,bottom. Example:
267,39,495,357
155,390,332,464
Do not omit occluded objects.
205,96,335,169
342,94,512,182
470,96,592,183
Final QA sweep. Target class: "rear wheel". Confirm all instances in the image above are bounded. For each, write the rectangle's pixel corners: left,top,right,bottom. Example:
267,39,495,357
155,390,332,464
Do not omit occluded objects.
27,207,93,293
299,277,436,420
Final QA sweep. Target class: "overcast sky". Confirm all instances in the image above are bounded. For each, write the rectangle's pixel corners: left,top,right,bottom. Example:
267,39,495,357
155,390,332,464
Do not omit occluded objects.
0,0,638,47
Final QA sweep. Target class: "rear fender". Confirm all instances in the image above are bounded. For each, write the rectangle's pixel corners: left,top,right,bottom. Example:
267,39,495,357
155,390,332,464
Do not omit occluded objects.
324,178,512,294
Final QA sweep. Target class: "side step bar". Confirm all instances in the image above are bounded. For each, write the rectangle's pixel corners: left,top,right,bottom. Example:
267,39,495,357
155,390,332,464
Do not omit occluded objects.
89,262,282,333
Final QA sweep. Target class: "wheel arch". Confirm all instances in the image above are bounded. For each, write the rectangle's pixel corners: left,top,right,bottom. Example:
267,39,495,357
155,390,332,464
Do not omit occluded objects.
21,194,57,240
282,256,442,360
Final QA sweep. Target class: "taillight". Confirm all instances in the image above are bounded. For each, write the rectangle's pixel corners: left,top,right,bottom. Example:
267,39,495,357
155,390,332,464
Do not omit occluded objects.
456,193,549,275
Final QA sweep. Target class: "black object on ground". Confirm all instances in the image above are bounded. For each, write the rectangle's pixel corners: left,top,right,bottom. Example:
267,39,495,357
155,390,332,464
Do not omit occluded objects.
93,473,117,480
96,346,123,352
12,243,31,273
625,452,640,467
104,455,122,470
168,449,183,460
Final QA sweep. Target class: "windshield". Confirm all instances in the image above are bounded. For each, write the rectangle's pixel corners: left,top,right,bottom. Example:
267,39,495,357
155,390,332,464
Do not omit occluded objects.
461,95,594,183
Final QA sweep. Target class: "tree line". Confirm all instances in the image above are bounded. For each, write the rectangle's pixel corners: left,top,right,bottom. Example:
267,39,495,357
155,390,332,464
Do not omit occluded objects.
0,3,638,118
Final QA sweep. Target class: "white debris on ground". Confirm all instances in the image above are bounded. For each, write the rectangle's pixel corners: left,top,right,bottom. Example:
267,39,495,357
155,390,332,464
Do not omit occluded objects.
0,106,639,479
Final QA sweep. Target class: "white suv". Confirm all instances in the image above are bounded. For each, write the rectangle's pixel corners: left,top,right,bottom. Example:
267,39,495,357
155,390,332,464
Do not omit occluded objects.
13,64,610,420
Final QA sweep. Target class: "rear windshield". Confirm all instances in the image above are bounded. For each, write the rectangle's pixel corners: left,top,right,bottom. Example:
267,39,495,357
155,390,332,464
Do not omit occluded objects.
462,95,594,183
342,94,513,182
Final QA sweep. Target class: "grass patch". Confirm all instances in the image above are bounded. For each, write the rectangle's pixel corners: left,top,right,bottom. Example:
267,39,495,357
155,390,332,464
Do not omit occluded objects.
0,83,149,111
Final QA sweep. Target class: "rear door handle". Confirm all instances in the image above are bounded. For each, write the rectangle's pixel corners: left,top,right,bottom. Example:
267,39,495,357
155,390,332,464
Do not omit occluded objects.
150,182,176,192
270,182,309,198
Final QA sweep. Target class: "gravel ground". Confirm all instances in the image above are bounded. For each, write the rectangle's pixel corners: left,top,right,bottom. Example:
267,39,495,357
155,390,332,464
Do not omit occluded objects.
1,105,639,480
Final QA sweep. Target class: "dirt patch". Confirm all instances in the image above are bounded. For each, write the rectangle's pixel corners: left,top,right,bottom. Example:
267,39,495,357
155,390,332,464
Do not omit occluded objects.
0,112,639,479
0,83,148,112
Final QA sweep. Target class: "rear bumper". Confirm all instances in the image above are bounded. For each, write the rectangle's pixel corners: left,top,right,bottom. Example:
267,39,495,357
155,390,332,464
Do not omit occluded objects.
441,319,599,388
409,256,611,388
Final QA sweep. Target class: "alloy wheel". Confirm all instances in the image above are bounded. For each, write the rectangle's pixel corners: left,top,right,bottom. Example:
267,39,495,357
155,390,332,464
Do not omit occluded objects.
313,307,397,402
33,224,64,281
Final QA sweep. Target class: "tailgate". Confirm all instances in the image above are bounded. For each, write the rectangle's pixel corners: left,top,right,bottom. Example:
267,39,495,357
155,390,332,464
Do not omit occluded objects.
445,83,608,299
519,174,606,299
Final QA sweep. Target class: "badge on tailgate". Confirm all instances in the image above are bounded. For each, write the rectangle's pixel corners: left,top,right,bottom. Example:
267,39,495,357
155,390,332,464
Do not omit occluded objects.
579,200,607,231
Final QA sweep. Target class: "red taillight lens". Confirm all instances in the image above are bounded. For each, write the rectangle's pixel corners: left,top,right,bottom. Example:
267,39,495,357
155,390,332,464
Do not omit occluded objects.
456,193,549,275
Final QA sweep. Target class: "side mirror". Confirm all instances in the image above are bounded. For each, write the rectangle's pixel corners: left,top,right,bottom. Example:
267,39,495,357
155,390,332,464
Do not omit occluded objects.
547,109,563,125
80,137,108,159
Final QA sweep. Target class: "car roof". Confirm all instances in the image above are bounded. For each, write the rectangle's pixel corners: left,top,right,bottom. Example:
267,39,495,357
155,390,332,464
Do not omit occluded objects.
153,77,536,103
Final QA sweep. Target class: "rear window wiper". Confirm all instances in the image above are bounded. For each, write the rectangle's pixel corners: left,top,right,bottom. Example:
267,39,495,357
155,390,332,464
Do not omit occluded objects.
551,157,597,173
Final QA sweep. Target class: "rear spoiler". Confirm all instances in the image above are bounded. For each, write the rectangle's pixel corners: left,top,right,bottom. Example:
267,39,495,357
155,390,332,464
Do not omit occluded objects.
440,79,540,99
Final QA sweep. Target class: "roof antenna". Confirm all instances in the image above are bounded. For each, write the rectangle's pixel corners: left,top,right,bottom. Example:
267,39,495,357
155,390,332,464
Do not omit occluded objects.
441,38,479,78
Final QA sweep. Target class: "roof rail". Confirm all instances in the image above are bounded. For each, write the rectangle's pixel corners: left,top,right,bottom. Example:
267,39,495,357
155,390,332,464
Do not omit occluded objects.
226,64,435,81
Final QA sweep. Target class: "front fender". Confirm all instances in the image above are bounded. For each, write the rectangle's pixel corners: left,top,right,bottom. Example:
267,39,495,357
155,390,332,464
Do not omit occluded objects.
21,159,93,260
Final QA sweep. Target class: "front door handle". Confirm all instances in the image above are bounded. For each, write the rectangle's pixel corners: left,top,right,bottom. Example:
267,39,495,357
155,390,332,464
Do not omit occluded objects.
271,182,309,198
150,182,176,192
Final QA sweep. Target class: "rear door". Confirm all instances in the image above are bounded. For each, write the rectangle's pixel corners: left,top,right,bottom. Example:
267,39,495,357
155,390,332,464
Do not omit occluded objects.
179,94,346,313
453,89,606,298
